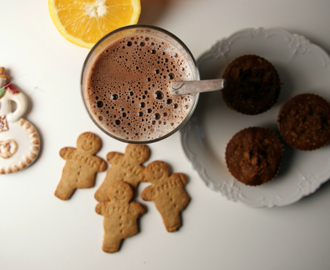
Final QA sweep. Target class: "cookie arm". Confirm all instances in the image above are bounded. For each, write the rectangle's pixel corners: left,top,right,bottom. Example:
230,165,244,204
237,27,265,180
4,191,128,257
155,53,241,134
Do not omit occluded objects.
106,152,123,164
171,173,187,185
95,157,107,172
95,202,106,215
99,158,107,172
129,202,146,216
141,185,154,201
136,166,146,182
59,147,76,160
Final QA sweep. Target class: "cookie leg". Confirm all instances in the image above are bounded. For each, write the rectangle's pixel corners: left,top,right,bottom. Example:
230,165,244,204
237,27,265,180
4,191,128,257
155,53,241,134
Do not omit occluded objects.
102,234,122,253
54,178,76,200
163,213,182,232
124,224,139,238
94,180,109,202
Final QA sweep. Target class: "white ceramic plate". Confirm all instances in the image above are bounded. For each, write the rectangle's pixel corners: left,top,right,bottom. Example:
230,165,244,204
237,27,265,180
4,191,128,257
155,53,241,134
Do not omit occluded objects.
181,28,330,207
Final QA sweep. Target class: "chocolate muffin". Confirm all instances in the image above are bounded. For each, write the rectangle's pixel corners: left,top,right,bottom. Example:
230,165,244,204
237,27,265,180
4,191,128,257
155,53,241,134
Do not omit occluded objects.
277,93,330,151
225,127,283,186
222,55,281,115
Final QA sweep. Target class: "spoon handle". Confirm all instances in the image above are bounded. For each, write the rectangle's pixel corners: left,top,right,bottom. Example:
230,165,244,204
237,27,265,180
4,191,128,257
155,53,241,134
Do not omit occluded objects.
171,78,225,95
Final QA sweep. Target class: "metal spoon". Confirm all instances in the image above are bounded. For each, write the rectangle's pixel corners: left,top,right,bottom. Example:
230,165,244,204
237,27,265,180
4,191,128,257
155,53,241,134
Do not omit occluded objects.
171,78,225,95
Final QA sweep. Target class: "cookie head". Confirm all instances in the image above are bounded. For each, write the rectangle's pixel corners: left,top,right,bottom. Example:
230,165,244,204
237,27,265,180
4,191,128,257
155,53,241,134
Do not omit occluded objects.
77,132,101,154
145,161,169,184
126,144,150,164
108,181,133,202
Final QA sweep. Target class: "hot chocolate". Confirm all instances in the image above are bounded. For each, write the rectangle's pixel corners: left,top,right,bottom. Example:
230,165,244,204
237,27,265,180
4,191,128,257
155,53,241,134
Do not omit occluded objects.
82,26,198,143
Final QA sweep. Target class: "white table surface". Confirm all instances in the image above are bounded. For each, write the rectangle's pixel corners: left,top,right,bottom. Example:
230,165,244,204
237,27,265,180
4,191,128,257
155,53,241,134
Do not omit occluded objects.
2,0,330,269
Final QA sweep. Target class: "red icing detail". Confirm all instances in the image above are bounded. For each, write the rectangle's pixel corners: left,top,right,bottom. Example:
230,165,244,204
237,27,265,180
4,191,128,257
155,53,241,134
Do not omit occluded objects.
4,83,20,94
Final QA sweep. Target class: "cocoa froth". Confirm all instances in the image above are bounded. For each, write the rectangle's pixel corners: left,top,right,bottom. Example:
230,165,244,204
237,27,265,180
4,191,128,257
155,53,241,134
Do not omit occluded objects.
85,34,195,141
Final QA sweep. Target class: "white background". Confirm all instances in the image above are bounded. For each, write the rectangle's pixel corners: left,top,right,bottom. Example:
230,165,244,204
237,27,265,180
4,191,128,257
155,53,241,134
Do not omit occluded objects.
1,0,330,269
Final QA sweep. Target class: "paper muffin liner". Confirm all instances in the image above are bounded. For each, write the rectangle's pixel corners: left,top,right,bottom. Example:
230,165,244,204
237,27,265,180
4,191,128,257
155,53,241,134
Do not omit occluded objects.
225,126,284,186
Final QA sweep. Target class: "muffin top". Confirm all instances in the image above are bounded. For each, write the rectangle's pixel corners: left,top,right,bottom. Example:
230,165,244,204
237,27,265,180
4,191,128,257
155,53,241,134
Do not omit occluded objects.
225,127,283,186
222,55,281,115
278,93,330,151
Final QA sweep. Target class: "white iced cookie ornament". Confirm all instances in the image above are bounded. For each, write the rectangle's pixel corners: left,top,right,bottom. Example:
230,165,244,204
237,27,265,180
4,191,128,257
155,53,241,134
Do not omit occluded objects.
0,67,40,174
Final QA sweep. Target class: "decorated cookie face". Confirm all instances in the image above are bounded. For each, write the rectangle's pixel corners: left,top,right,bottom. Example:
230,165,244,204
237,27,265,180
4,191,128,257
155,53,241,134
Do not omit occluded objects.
145,161,169,183
109,181,133,202
77,132,101,154
126,144,149,164
0,67,40,174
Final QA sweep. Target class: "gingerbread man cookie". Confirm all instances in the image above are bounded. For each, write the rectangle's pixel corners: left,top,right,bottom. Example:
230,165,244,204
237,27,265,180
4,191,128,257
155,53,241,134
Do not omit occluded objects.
94,144,150,202
55,132,107,200
0,67,40,174
95,181,145,253
141,161,190,232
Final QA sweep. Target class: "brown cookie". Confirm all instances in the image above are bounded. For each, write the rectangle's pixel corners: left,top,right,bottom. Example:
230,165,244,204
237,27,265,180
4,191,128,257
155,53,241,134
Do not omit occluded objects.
94,144,150,202
141,161,190,232
55,132,107,200
95,181,145,253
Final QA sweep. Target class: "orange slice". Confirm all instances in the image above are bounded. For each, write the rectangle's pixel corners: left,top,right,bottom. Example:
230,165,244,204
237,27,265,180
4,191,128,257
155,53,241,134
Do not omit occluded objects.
49,0,141,48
